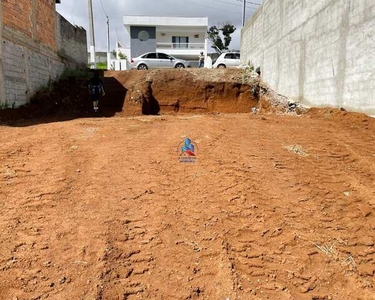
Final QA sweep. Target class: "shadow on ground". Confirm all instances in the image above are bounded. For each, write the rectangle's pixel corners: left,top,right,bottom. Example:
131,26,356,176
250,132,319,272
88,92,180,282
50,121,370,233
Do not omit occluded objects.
0,71,127,127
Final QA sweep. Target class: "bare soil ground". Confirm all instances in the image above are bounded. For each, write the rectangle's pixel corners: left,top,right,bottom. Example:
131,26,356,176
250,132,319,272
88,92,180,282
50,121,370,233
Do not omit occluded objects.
1,70,375,300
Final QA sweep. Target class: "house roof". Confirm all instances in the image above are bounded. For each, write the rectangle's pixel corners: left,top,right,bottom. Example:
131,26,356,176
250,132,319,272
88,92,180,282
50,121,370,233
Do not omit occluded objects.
123,16,208,27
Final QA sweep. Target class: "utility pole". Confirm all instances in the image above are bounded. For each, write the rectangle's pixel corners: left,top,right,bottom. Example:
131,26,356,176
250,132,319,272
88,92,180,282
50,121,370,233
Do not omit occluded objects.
106,16,110,70
242,0,246,27
88,0,96,69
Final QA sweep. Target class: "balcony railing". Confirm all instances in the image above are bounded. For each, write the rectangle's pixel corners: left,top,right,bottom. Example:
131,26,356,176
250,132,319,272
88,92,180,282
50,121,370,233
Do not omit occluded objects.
156,42,205,50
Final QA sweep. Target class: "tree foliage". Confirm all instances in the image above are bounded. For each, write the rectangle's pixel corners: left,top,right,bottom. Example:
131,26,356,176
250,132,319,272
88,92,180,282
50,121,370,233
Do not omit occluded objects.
207,22,236,52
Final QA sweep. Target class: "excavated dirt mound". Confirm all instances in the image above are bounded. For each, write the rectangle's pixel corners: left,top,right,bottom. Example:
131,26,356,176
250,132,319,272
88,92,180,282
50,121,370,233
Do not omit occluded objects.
106,69,260,115
0,68,302,124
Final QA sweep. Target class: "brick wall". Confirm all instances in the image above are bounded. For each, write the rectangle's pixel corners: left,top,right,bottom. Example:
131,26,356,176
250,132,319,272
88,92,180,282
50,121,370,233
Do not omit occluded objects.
1,1,87,107
2,0,57,51
241,0,375,115
2,0,33,39
37,0,57,50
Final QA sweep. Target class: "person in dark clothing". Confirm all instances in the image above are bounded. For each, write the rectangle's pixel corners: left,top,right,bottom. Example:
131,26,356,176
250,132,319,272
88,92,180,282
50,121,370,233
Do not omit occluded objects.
88,71,105,112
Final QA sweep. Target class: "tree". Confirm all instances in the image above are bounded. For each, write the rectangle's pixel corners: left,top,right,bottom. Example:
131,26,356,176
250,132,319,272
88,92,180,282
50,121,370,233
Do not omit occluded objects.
111,49,127,60
207,22,236,52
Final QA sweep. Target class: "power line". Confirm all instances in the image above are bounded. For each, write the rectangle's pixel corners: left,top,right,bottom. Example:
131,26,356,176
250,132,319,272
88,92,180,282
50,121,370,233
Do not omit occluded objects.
210,0,258,10
96,0,110,55
97,0,107,17
235,0,262,5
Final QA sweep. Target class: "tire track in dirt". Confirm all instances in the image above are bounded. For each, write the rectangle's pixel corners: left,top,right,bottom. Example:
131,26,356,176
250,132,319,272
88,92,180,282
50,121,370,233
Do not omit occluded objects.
1,113,375,299
0,123,101,299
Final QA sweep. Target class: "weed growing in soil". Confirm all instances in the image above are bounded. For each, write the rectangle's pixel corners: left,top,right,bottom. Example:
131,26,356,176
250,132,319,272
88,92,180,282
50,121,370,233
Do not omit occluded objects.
284,145,309,157
242,64,255,84
0,101,15,110
0,101,9,110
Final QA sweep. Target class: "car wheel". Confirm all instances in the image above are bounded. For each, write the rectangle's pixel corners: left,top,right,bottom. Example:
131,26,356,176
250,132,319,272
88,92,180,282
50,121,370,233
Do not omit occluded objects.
217,64,226,69
175,63,185,69
138,64,148,70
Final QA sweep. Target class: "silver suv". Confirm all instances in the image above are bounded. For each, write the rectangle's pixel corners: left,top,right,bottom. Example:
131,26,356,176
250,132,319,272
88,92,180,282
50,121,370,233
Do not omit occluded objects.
130,52,190,70
212,52,241,68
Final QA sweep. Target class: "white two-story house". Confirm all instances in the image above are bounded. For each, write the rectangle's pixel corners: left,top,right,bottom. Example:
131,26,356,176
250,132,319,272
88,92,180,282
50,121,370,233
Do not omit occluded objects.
123,16,208,63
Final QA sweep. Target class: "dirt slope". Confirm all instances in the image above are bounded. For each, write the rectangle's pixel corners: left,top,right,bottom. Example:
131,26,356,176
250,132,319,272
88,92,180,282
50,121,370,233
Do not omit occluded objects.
1,108,375,299
106,69,259,115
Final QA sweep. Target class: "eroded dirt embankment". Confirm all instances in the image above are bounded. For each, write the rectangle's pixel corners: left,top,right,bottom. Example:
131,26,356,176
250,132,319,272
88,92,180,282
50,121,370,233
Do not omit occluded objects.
106,69,260,115
0,68,305,124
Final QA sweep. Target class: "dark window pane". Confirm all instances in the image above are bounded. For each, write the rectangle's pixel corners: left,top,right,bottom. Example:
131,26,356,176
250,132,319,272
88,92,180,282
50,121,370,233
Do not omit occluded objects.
172,36,189,49
146,53,157,59
158,53,170,59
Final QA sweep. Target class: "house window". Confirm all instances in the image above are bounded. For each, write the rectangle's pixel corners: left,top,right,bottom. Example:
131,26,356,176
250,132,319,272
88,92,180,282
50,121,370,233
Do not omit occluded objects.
172,36,189,49
138,30,150,42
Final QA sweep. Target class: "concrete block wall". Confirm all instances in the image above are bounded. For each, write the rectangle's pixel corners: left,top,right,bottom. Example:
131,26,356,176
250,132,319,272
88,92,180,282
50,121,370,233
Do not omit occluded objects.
1,0,87,107
2,39,65,107
56,14,87,66
241,0,375,115
0,0,5,105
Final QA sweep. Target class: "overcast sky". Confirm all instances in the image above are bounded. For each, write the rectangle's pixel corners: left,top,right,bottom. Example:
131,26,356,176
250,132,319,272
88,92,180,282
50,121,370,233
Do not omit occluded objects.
56,0,263,53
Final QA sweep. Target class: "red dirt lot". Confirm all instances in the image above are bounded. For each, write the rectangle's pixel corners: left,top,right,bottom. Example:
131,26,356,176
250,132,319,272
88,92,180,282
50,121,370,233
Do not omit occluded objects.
1,70,375,300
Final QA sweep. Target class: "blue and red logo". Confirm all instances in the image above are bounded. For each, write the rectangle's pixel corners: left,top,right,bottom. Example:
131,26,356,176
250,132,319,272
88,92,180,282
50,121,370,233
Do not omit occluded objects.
178,137,198,163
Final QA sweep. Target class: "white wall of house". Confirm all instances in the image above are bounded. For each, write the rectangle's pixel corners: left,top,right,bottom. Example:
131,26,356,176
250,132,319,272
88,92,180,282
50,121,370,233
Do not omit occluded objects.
156,28,205,46
124,16,208,61
156,28,206,60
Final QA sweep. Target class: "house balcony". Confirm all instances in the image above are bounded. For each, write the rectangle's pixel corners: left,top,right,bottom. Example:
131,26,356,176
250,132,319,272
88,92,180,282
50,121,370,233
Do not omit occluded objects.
156,42,205,59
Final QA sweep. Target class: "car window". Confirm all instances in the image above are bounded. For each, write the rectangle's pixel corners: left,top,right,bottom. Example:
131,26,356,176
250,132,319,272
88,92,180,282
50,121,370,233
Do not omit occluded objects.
234,53,240,59
225,53,234,59
146,53,157,59
158,53,171,60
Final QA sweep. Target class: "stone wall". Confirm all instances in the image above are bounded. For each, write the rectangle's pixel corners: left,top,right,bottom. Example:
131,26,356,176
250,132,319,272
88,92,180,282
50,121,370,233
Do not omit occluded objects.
0,0,87,107
241,0,375,115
